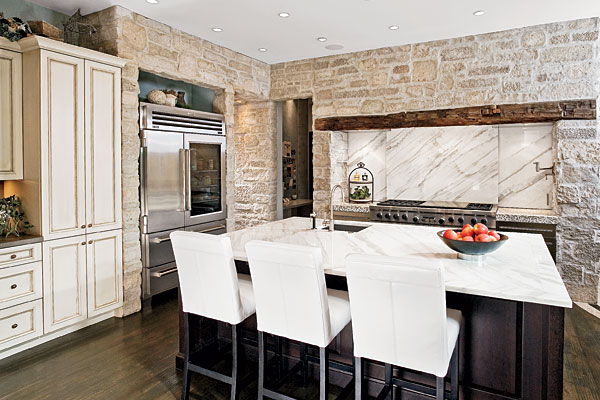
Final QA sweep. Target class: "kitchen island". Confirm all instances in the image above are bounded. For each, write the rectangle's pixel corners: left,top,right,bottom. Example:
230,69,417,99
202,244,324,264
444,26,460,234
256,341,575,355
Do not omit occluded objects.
178,217,572,399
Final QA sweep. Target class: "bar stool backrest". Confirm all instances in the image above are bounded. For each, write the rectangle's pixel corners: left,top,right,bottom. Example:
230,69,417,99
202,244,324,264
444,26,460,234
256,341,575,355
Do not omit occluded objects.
170,231,246,325
245,240,332,348
345,253,450,377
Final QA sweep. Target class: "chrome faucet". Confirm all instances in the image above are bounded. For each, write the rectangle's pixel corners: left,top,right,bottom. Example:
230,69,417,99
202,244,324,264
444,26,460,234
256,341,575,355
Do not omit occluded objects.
329,184,345,232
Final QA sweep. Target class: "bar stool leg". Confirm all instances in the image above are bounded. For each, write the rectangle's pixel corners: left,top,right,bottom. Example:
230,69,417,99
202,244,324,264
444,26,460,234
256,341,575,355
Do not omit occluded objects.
181,313,191,400
450,340,459,400
436,377,445,400
230,324,241,400
300,343,309,386
385,364,393,400
276,336,284,379
319,347,329,400
354,357,363,400
258,331,266,399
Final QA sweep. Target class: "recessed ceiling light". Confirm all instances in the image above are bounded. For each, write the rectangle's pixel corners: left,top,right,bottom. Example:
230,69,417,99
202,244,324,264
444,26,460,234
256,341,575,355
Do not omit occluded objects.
145,0,159,3
317,37,327,42
473,10,485,16
212,27,223,32
278,12,290,18
258,48,268,52
388,25,399,30
325,44,344,51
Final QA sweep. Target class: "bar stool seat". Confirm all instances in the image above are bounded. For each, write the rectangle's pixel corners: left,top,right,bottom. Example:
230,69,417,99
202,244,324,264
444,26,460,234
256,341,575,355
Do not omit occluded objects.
171,231,256,400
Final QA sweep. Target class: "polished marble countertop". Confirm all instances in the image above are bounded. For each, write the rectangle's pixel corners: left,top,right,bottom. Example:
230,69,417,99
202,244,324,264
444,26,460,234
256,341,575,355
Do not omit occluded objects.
0,234,42,250
226,217,571,308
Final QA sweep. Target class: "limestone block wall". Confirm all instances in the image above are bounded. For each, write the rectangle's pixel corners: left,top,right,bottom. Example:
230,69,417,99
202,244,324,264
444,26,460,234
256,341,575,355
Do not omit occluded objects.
271,17,600,302
81,5,276,316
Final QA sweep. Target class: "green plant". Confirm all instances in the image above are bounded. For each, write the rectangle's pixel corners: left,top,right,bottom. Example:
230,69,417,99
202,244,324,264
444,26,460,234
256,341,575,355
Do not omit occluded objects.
349,186,371,200
0,195,32,238
0,13,31,42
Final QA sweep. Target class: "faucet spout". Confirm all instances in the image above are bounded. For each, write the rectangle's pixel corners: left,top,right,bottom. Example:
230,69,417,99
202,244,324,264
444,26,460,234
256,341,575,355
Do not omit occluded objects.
329,184,345,232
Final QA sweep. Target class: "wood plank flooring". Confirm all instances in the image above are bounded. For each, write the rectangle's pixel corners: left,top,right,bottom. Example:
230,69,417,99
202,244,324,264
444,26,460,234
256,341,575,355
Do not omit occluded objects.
0,292,598,400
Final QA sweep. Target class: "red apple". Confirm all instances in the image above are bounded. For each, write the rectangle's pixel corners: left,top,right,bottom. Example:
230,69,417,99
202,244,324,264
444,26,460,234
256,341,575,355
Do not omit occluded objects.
462,236,474,242
488,230,501,241
443,229,458,240
474,223,489,235
461,224,474,237
475,234,492,242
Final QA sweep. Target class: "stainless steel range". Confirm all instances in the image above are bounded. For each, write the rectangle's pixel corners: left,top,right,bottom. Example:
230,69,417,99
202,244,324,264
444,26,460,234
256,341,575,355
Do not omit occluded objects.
370,200,498,229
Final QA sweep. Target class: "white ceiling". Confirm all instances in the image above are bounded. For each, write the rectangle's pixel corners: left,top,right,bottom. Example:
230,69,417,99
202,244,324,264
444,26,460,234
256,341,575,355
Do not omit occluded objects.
31,0,600,64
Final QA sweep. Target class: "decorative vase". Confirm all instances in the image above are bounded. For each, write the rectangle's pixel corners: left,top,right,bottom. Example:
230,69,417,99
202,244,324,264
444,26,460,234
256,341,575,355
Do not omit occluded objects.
165,94,177,107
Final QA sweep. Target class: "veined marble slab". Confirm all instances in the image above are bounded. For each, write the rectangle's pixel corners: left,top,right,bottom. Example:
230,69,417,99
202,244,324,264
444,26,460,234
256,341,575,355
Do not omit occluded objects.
386,126,499,203
498,124,554,209
347,130,387,201
226,217,572,308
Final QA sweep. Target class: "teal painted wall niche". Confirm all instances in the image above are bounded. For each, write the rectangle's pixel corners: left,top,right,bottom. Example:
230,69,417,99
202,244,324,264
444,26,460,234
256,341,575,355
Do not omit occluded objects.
138,70,216,113
0,0,68,29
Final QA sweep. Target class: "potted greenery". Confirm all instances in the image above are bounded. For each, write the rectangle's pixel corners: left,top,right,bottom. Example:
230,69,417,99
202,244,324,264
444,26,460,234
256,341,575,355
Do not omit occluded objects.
0,195,32,238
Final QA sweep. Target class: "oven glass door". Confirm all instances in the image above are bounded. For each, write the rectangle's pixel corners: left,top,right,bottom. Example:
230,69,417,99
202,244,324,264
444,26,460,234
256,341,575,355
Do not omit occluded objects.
184,134,226,225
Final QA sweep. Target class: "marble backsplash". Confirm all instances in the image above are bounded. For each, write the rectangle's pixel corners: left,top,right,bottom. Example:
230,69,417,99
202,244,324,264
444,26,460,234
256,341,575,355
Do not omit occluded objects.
344,123,554,208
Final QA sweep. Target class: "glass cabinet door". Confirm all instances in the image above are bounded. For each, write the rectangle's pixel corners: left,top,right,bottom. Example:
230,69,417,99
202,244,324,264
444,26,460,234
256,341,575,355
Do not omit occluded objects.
185,135,226,224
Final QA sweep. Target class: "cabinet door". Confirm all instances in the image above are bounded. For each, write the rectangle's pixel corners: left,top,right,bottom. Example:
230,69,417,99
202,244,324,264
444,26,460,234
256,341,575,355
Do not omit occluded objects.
0,48,23,180
40,50,86,240
84,61,122,234
86,229,123,317
43,235,87,333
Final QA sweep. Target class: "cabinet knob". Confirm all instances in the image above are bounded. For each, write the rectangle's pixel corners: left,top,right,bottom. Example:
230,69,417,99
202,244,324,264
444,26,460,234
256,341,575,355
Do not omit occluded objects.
11,324,18,329
10,284,17,290
88,224,92,228
81,242,86,246
81,225,86,229
88,240,93,244
10,254,17,259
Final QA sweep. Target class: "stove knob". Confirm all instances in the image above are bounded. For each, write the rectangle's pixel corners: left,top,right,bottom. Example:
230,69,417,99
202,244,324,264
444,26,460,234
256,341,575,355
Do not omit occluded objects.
385,213,391,219
393,213,400,220
471,218,477,225
402,214,408,220
376,212,383,219
413,216,419,223
448,217,455,223
439,218,445,225
457,217,464,224
481,218,488,225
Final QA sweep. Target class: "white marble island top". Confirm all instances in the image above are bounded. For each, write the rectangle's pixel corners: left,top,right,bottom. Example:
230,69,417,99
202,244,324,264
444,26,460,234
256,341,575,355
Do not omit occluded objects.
226,217,572,308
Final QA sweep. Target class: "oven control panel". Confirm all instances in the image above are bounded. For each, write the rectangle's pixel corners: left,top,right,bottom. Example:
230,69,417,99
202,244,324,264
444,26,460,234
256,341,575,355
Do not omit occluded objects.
370,207,496,229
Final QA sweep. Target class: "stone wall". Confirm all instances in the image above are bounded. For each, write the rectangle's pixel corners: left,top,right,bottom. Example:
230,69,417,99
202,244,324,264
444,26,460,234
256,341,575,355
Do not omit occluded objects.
271,17,600,302
82,5,276,315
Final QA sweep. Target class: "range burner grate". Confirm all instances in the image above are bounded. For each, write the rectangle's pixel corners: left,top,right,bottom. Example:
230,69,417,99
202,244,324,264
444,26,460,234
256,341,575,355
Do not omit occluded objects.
466,203,494,211
377,200,426,207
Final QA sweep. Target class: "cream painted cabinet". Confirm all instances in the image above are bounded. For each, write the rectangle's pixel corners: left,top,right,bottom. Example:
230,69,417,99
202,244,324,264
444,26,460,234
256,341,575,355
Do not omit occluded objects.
84,61,122,234
40,50,86,240
42,235,88,333
0,45,23,180
86,229,123,317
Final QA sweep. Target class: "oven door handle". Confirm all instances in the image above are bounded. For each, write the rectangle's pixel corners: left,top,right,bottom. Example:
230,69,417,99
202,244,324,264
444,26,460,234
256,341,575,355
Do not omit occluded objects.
150,267,178,278
189,224,226,234
151,236,171,244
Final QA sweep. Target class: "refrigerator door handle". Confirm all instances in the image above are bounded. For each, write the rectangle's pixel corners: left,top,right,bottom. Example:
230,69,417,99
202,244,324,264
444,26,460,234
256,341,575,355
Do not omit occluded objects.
185,149,192,211
178,149,186,212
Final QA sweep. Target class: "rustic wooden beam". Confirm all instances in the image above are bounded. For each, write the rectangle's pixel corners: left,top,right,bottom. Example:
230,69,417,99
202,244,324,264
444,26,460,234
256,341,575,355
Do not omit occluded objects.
314,99,597,131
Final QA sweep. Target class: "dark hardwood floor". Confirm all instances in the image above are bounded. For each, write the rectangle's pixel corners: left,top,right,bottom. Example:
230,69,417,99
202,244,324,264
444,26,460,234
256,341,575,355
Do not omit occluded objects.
1,292,598,400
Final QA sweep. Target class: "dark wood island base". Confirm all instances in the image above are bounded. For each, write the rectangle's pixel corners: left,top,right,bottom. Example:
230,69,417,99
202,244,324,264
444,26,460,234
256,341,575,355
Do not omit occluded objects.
177,263,565,400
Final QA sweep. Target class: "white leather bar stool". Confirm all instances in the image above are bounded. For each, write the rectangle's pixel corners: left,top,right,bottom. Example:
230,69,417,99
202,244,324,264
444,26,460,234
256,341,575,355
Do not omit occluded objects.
345,254,461,400
245,240,353,400
171,231,256,400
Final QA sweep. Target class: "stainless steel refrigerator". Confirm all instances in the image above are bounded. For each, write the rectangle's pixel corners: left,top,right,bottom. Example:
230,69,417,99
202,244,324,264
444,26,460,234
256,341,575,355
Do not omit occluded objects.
139,103,227,300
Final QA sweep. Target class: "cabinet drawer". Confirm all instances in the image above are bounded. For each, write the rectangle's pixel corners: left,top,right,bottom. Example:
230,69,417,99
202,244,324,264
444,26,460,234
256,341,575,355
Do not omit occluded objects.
0,262,42,309
0,299,43,351
0,243,42,269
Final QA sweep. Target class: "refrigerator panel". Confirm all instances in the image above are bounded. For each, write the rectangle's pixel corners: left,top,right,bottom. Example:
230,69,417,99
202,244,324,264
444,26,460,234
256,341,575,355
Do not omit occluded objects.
142,129,185,232
184,134,227,225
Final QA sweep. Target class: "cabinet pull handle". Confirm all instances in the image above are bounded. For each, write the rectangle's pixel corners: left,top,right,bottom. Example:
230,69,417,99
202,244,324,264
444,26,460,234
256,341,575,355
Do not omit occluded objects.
10,284,17,289
10,254,17,259
81,242,86,246
88,224,92,228
11,324,18,329
88,240,93,244
81,225,86,229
